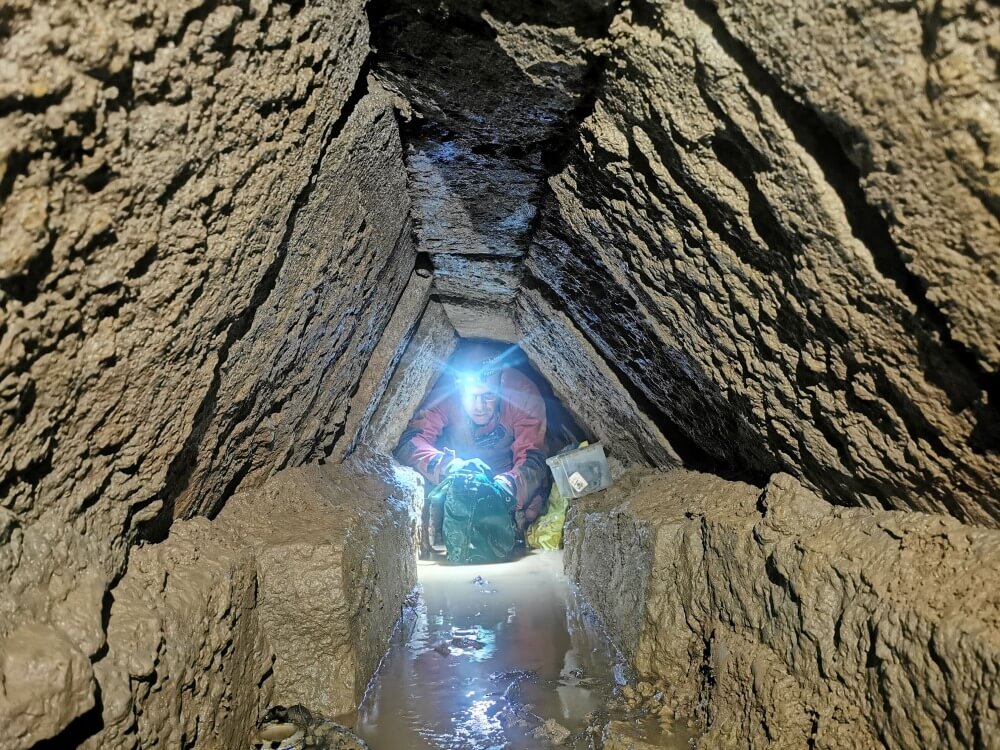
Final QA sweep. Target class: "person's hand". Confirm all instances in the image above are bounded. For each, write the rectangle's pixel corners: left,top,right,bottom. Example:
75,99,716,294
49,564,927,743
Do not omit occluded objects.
513,509,528,531
444,457,491,476
493,474,516,500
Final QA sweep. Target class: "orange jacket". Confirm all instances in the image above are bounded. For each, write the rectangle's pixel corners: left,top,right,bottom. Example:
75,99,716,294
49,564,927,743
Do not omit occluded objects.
395,367,548,509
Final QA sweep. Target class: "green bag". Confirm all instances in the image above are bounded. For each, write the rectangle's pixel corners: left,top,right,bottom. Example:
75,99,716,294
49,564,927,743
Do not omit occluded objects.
433,473,517,564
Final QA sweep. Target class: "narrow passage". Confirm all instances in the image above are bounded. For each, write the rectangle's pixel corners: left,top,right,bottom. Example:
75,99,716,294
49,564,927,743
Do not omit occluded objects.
353,551,697,749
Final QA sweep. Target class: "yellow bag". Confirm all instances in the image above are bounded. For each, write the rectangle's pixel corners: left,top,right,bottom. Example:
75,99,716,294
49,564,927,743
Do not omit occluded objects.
526,481,568,549
529,441,592,550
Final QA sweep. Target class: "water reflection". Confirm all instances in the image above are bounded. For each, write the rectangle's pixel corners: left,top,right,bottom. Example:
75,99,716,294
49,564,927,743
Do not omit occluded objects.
353,551,687,749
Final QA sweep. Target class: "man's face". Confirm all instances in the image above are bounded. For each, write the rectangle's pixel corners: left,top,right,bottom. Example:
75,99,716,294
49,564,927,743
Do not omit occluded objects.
461,377,500,425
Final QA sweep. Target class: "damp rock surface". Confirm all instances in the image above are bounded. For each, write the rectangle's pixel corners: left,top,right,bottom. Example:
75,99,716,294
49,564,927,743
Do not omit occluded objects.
87,518,272,750
0,2,415,742
216,458,419,717
524,0,1000,522
565,470,1000,748
0,623,96,750
71,457,417,749
711,0,1000,367
365,300,458,455
172,81,415,518
2,0,1000,747
369,0,999,523
252,704,371,750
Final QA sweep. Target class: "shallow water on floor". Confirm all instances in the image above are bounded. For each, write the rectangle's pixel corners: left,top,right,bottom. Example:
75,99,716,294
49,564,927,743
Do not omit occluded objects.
351,550,695,749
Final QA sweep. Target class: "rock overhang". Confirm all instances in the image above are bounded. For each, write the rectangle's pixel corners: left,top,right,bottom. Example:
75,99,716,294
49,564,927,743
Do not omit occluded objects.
368,0,1000,524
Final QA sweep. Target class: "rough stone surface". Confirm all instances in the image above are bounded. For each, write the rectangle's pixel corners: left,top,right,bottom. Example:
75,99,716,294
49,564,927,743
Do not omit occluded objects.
432,254,521,306
525,0,1000,522
0,624,96,750
334,268,434,461
252,705,371,750
515,288,679,468
441,300,520,342
215,458,417,717
712,0,1000,369
86,518,272,750
371,0,611,257
5,0,1000,745
602,721,665,750
370,0,614,336
174,82,414,517
0,1,414,740
565,470,1000,748
370,0,1000,523
71,455,417,750
365,300,458,454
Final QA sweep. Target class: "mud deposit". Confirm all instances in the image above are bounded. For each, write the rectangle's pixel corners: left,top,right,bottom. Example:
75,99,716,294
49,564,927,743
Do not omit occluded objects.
351,551,694,749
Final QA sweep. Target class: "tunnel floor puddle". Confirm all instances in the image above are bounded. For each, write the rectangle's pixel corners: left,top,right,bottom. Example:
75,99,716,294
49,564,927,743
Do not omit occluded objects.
350,550,695,749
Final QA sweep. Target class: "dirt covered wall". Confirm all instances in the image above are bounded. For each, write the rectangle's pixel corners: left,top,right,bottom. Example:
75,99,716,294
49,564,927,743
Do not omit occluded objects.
565,470,1000,748
367,0,999,523
526,0,1000,522
84,456,416,750
0,2,414,745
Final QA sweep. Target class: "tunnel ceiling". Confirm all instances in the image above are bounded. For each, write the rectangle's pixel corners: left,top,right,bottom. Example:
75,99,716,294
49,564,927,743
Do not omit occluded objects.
369,0,615,336
371,0,1000,523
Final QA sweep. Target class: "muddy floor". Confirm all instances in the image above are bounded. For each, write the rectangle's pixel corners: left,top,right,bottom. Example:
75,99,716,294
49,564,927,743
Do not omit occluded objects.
349,550,695,749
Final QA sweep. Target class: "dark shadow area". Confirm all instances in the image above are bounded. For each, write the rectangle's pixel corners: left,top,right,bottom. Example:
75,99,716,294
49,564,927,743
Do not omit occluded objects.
524,200,779,488
30,689,104,750
367,0,615,258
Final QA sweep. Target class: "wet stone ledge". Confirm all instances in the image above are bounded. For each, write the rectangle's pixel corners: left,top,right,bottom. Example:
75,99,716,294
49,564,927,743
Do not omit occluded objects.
564,469,1000,748
72,458,417,749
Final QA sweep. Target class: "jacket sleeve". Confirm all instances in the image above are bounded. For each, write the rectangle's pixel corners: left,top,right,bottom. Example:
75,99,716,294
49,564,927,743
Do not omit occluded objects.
497,373,548,509
394,398,454,484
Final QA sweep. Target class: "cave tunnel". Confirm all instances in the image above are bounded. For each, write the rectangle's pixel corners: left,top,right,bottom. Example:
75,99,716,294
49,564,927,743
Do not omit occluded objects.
1,0,999,748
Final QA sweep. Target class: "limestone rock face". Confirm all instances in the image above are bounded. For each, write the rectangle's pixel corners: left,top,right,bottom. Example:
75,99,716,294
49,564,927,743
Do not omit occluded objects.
565,470,1000,748
368,0,998,523
370,0,614,330
365,300,458,455
0,1,413,742
515,289,679,469
526,1,1000,522
216,458,418,717
334,269,435,463
173,83,415,518
87,519,272,750
710,0,1000,369
69,457,417,750
0,624,96,750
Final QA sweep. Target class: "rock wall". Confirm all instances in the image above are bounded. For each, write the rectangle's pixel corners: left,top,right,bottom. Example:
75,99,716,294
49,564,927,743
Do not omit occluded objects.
364,299,458,454
369,0,999,523
526,0,1000,523
369,0,615,346
85,519,272,750
3,0,998,743
565,470,1000,748
215,457,418,717
334,267,434,462
66,457,417,750
514,288,680,469
710,0,1000,368
173,81,415,517
0,1,414,744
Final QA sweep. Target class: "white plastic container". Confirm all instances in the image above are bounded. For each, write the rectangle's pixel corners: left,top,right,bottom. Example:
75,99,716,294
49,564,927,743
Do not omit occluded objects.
546,443,612,499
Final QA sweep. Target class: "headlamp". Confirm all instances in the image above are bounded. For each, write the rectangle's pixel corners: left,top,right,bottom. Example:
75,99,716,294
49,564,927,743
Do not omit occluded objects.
456,356,501,393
